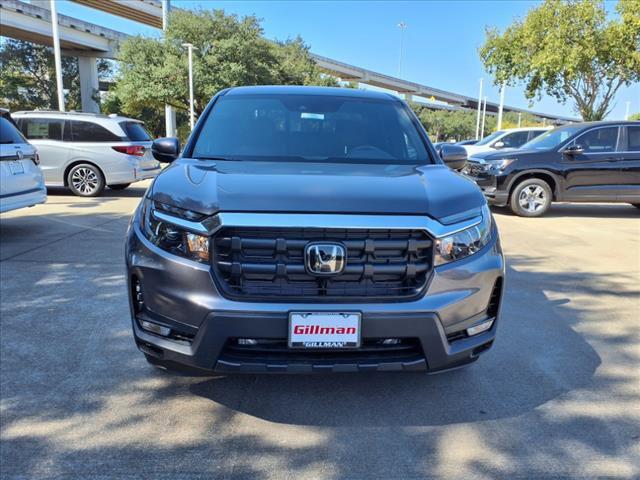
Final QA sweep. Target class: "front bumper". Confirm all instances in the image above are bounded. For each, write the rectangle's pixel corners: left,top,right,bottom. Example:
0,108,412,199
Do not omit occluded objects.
0,186,47,213
126,219,505,374
462,169,509,207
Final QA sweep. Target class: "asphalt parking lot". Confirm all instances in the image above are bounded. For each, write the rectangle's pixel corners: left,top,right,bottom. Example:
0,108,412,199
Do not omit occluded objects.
1,182,639,479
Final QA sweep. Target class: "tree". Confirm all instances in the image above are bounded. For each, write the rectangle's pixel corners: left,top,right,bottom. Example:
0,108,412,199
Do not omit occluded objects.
410,105,497,142
0,38,112,111
630,112,640,121
111,8,339,136
480,0,640,121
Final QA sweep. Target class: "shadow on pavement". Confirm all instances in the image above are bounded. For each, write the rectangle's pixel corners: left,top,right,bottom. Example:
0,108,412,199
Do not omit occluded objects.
46,185,148,199
0,225,638,477
491,202,640,219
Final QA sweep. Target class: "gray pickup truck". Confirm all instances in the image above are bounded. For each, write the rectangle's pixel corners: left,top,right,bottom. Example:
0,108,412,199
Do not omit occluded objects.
125,86,505,374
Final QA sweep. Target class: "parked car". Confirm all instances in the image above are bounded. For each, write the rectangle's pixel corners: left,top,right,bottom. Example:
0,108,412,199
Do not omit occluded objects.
12,111,162,197
456,139,479,146
0,109,47,213
462,121,640,216
464,127,551,156
126,86,504,375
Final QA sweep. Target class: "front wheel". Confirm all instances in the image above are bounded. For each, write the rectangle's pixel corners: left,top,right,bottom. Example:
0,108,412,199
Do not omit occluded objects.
67,163,105,197
510,178,552,217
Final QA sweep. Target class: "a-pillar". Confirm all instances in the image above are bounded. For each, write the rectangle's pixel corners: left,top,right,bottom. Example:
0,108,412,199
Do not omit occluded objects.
78,56,100,113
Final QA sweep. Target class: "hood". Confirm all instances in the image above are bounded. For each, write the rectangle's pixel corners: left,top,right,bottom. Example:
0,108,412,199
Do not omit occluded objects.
463,144,495,155
150,158,484,223
477,148,544,161
468,148,517,160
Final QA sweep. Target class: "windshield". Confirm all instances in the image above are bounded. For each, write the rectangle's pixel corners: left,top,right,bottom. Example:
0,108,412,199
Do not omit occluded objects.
475,130,505,146
191,94,431,164
521,124,583,150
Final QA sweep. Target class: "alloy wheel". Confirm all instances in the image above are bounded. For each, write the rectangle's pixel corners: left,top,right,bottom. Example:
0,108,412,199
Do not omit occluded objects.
518,185,546,213
71,167,99,195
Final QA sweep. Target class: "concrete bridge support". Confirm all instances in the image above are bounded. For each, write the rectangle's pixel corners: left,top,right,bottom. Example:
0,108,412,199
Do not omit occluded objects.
78,56,100,113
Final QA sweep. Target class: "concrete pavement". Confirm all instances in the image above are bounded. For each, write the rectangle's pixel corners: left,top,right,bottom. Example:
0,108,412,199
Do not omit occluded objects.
1,184,639,479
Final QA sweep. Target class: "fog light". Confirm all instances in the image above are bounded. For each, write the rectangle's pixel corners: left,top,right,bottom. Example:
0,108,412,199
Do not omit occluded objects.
134,283,144,311
140,319,171,337
466,319,494,336
238,338,258,346
380,338,402,345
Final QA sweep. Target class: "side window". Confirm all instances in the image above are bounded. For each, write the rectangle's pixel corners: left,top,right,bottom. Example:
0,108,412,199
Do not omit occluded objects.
626,126,640,152
70,121,122,142
500,131,529,148
576,127,619,153
21,118,64,140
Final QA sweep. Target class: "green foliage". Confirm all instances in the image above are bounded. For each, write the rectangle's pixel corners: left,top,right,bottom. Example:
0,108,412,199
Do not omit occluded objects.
111,9,339,135
629,112,640,121
410,104,495,142
0,38,111,111
480,0,640,121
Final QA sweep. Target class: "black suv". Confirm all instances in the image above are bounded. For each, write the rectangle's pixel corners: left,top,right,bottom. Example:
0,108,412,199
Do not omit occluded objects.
462,121,640,216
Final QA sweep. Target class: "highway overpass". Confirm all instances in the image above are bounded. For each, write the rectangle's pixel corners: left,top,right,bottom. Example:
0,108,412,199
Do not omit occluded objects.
0,0,578,123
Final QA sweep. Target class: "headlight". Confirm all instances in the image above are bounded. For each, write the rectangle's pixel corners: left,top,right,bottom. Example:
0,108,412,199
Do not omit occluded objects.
434,205,492,265
485,158,516,172
139,198,210,263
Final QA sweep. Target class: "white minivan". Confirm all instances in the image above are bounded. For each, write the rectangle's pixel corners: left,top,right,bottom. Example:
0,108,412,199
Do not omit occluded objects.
0,110,47,213
464,127,551,156
13,111,162,197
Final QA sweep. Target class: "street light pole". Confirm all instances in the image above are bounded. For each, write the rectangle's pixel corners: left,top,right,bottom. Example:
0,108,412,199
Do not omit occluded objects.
162,0,176,137
182,43,198,131
497,84,505,130
397,22,407,77
50,0,65,111
480,96,487,138
625,101,631,120
475,78,483,139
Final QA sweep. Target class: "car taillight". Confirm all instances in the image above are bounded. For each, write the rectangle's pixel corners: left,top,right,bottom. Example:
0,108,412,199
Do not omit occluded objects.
112,145,146,156
32,152,40,165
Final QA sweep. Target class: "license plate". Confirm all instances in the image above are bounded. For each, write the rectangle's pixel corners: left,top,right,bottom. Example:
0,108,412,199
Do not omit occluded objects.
289,312,361,348
9,161,24,175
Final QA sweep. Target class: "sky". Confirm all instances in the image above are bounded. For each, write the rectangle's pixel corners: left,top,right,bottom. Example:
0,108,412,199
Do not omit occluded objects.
53,0,640,120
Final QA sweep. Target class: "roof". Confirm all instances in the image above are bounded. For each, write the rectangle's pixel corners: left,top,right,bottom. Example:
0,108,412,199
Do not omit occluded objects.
225,85,397,101
499,126,553,132
12,110,142,123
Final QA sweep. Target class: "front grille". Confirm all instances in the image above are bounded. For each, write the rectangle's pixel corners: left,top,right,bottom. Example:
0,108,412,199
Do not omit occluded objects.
464,161,485,177
220,338,424,364
211,227,433,301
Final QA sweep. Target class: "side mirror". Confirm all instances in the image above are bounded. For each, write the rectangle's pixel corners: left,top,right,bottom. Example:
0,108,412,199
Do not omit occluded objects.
564,144,584,155
152,137,180,163
493,141,505,149
440,144,468,170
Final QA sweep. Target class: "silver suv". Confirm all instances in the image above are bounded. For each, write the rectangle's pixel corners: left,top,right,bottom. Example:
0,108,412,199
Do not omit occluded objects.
13,111,162,196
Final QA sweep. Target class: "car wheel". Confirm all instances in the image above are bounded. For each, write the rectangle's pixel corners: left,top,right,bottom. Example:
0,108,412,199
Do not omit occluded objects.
510,178,552,217
68,164,105,197
108,183,131,191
